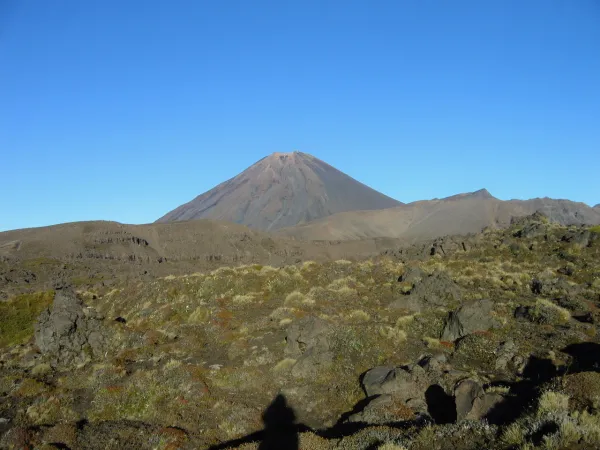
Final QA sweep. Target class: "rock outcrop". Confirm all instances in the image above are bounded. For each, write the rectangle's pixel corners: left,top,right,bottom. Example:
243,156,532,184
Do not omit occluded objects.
285,316,334,378
390,270,462,312
34,291,108,368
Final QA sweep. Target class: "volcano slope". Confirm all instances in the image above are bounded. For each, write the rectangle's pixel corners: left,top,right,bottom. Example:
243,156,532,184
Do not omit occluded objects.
156,151,402,231
1,214,600,449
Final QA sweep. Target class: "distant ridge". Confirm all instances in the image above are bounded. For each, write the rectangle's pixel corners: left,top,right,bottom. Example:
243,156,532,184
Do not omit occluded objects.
156,151,402,231
442,188,495,201
276,190,600,241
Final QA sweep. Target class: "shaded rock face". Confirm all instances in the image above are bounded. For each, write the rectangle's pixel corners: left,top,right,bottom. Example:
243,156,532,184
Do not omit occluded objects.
441,299,496,342
454,379,506,422
34,291,108,368
531,272,580,298
285,316,333,378
454,379,484,421
410,271,461,307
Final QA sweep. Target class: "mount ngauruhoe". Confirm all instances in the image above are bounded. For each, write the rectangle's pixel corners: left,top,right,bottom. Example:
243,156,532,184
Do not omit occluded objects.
157,151,600,239
155,151,402,230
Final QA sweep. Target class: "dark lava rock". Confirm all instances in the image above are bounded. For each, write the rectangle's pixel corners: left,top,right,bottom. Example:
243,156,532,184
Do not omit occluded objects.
398,266,425,284
391,271,462,312
362,364,429,403
34,290,108,368
285,316,333,378
440,299,496,342
561,230,591,248
514,222,547,239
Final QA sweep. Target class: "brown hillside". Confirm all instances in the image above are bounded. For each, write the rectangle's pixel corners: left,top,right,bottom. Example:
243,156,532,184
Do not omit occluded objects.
277,191,600,241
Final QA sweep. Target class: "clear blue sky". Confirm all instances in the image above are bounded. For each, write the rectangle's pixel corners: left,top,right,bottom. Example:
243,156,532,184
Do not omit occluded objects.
1,0,599,231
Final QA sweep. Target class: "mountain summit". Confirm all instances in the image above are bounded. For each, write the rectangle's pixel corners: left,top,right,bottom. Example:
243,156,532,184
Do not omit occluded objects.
156,151,402,230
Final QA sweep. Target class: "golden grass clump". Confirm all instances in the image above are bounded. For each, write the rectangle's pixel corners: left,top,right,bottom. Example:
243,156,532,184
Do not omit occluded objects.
395,314,416,328
284,291,313,307
379,326,407,344
537,391,570,417
232,294,256,305
345,310,371,323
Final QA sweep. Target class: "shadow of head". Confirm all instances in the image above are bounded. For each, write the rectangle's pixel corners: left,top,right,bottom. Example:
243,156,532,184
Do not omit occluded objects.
258,394,299,450
207,394,300,450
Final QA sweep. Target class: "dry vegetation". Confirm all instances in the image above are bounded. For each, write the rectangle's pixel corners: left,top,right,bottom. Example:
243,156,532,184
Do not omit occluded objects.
1,216,600,449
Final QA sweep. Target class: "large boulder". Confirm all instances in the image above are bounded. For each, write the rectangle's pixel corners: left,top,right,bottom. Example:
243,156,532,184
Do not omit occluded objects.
441,299,496,342
362,364,429,403
390,271,462,312
347,393,424,424
355,364,432,425
454,379,507,422
410,271,462,307
285,316,333,378
34,291,108,368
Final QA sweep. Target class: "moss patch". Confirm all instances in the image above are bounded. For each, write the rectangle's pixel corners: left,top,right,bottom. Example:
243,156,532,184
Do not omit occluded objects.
0,290,55,348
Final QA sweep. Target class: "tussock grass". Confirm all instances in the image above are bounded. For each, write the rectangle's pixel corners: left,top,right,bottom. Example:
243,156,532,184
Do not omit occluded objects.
537,391,570,416
379,326,407,344
345,310,371,323
395,314,416,328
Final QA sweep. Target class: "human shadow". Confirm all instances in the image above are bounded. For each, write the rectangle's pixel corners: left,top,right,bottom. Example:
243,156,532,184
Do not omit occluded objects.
209,394,302,450
211,347,600,448
258,394,299,450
